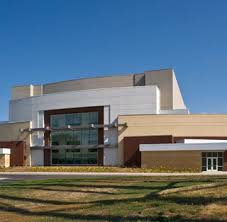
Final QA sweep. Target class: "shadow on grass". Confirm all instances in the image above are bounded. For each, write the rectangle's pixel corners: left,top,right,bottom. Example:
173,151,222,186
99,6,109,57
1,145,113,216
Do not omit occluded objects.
1,181,169,190
0,202,226,222
33,186,118,195
0,181,226,206
0,182,178,205
0,180,226,221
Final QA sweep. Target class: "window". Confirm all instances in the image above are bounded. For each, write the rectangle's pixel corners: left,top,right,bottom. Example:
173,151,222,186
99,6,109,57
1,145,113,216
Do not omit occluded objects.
50,111,99,165
89,129,98,144
51,147,97,165
51,114,65,128
88,148,98,152
51,112,98,128
89,112,99,124
65,113,81,126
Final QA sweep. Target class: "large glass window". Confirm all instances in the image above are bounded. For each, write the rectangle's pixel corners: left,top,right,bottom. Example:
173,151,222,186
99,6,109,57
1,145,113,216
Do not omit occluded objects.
51,112,99,128
51,114,65,128
52,147,97,165
50,112,99,165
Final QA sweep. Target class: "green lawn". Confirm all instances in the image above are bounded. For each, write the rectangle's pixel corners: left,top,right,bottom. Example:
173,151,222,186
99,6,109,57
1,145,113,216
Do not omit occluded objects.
0,176,227,222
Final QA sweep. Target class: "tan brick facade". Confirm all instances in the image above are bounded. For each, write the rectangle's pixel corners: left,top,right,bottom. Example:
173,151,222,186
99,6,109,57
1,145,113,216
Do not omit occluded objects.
118,114,227,166
0,154,10,168
141,151,201,171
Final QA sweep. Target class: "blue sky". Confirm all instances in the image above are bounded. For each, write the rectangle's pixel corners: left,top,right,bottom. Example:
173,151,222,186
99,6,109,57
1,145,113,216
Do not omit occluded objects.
0,0,227,120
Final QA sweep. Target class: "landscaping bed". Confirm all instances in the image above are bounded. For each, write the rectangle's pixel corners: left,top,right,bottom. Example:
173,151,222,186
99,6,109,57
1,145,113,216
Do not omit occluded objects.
0,166,200,173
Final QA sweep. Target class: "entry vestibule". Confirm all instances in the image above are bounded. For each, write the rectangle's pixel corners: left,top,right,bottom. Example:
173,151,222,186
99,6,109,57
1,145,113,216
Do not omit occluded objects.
202,152,223,171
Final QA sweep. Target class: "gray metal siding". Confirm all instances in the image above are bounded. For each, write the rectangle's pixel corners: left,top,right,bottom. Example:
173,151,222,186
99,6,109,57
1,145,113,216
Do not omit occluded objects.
9,86,160,166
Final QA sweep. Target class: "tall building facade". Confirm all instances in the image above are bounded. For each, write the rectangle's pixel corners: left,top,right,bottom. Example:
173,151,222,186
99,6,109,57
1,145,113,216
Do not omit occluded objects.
0,69,227,171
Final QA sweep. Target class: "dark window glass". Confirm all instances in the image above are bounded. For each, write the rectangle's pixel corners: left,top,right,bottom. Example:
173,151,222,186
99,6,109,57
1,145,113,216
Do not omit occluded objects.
218,158,223,166
72,149,80,153
51,132,66,145
51,112,98,128
89,112,99,124
65,114,73,126
207,152,212,157
202,158,206,166
88,148,98,152
65,113,81,126
72,131,81,145
51,114,65,128
218,152,223,157
202,152,206,158
202,166,206,171
89,129,98,145
218,167,223,171
51,147,97,165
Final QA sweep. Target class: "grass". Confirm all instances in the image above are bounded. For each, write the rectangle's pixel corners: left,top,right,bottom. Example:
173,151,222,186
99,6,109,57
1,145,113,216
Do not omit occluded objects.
0,166,201,173
0,176,227,221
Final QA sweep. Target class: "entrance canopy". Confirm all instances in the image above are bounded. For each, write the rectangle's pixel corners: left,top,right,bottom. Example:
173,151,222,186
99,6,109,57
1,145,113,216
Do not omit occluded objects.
139,143,227,152
0,148,11,155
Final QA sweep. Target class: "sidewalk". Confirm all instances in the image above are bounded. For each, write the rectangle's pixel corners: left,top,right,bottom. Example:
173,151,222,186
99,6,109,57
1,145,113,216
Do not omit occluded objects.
1,171,227,176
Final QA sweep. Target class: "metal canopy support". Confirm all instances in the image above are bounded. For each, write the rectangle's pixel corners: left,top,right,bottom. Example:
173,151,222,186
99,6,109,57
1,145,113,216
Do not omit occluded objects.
20,122,127,133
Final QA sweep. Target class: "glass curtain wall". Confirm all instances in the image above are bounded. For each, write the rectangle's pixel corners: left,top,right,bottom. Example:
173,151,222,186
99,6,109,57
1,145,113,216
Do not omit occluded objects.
50,112,99,164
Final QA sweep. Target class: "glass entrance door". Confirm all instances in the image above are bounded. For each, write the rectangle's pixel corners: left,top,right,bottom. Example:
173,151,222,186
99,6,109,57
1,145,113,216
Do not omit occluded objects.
207,157,218,171
202,152,224,171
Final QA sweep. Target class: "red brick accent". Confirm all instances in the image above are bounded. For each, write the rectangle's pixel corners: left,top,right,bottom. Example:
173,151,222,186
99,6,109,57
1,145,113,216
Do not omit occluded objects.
224,151,227,171
0,141,26,166
44,149,51,166
123,135,173,167
98,148,104,166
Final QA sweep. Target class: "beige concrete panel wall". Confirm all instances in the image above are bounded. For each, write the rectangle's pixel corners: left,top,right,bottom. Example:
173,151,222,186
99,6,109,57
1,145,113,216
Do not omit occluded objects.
172,71,186,109
12,85,43,99
118,114,227,165
0,121,31,166
43,74,134,94
145,69,173,110
12,86,32,100
141,151,201,171
145,69,187,110
32,85,43,96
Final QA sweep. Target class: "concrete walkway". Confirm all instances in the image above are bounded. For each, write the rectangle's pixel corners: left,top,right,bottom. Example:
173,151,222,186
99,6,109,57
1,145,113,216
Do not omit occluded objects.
0,171,227,182
1,171,227,176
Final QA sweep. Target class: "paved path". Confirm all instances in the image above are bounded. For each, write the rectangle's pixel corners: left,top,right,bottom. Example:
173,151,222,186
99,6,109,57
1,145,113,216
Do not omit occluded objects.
0,171,227,182
0,177,10,180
